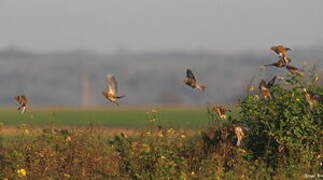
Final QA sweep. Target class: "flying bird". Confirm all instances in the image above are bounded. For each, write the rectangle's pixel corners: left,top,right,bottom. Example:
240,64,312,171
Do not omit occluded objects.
13,95,28,114
102,74,125,106
184,69,206,91
286,65,304,76
258,76,277,99
301,88,315,108
270,45,292,64
234,126,245,146
264,58,287,68
212,106,231,119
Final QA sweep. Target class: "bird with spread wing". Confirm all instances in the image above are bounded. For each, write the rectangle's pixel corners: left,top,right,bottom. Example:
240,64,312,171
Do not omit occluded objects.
102,74,125,106
302,88,315,108
14,95,28,114
212,106,231,119
259,76,277,99
184,69,206,91
270,45,292,65
286,65,304,76
264,57,287,68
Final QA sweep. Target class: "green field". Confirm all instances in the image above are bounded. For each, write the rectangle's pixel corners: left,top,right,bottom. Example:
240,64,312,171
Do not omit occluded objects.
0,107,220,128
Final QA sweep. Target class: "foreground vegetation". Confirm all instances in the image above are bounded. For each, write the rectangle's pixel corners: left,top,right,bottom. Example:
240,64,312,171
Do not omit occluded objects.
0,73,322,179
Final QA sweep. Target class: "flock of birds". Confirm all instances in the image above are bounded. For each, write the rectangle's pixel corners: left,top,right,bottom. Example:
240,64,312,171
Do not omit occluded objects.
12,45,321,146
13,45,319,114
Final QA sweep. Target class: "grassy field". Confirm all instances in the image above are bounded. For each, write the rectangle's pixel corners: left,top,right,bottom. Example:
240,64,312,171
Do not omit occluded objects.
0,107,218,128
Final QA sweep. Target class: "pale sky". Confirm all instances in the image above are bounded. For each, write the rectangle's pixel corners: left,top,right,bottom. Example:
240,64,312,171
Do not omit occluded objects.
0,0,322,53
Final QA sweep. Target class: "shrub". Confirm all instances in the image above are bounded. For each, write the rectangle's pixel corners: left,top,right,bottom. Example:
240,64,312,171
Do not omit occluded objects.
238,74,322,176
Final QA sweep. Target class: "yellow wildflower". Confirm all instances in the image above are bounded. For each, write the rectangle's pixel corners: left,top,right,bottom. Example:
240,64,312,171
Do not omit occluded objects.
17,168,27,177
141,144,151,153
149,118,156,123
64,173,71,178
237,148,246,153
151,109,158,113
181,134,186,139
167,128,174,134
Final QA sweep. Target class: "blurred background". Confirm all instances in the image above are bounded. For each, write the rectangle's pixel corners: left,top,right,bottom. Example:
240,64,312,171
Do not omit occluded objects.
0,0,322,107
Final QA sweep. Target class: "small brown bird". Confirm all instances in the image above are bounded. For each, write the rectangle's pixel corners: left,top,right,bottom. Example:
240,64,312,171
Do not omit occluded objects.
309,90,323,103
264,58,287,68
301,88,315,108
184,69,206,91
234,126,245,146
102,74,125,106
259,76,276,99
286,65,303,76
270,45,292,64
13,95,28,114
212,106,231,119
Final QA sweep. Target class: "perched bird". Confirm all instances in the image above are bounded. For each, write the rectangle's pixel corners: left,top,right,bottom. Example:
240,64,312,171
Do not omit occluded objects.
102,74,125,106
286,65,304,76
264,58,287,68
234,126,245,146
309,90,323,103
258,76,277,99
212,106,231,119
13,95,28,114
301,88,315,108
184,69,206,91
270,45,292,64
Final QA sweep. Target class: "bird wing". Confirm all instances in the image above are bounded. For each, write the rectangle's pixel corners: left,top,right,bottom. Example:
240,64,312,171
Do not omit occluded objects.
186,69,196,81
267,76,277,88
259,80,267,89
107,74,118,95
286,65,302,71
308,90,323,102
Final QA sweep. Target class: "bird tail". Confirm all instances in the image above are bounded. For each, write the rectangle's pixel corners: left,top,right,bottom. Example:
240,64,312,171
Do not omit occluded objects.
117,95,126,99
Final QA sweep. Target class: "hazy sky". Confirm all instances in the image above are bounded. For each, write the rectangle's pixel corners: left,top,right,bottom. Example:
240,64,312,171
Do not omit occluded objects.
0,0,322,53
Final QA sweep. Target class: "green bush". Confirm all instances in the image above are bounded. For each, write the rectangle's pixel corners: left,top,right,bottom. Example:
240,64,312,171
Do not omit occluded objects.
238,74,322,176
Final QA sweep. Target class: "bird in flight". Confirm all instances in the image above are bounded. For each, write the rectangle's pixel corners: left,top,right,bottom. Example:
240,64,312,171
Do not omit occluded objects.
301,88,315,108
184,69,206,91
13,95,28,114
264,58,287,68
102,74,125,106
212,106,231,119
258,76,277,99
286,65,304,76
270,45,292,64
